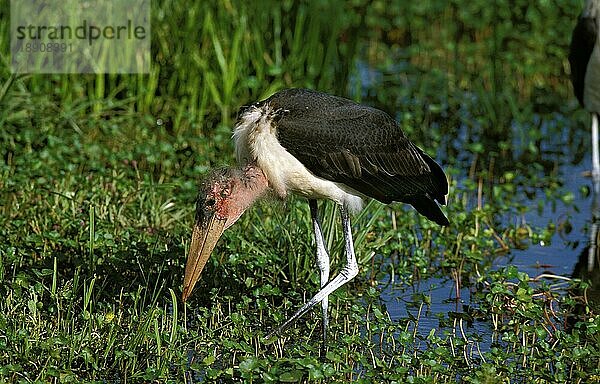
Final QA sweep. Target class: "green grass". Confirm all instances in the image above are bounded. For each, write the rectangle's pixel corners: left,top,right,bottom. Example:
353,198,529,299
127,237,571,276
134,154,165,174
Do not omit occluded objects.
1,0,599,382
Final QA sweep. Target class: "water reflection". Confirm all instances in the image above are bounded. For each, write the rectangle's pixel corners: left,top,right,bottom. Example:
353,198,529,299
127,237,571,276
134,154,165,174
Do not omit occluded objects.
586,189,600,273
568,191,600,327
360,55,597,346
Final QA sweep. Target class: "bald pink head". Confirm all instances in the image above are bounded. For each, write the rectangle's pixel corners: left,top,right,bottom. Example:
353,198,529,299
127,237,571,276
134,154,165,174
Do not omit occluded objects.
182,164,268,301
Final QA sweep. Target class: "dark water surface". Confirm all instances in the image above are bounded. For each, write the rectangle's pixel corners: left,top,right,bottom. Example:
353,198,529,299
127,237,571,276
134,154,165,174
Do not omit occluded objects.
348,56,600,351
380,111,597,344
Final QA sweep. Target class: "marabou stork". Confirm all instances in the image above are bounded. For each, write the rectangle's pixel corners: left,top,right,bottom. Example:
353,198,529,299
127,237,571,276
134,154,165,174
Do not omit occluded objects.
182,88,449,343
569,0,600,190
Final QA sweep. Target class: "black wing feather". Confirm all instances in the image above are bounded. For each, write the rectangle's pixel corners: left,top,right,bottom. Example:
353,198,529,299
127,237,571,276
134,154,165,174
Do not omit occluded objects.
266,88,449,226
569,11,598,107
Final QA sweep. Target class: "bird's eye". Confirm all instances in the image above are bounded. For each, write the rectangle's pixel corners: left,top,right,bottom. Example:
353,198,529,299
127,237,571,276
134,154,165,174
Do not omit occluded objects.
205,198,216,207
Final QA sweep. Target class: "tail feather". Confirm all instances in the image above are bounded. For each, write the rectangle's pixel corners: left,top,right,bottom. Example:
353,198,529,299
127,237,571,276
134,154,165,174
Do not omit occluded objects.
405,195,449,226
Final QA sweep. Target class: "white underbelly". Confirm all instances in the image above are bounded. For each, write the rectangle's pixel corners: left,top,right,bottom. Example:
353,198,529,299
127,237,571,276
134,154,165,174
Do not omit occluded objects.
584,42,600,113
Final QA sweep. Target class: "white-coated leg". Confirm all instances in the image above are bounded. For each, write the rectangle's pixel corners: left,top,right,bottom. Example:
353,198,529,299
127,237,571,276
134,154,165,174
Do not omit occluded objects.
309,200,330,347
265,204,358,341
309,200,330,352
592,113,600,192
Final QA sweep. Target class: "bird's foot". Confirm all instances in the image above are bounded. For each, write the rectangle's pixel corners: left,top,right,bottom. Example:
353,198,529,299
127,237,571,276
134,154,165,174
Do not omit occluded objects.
263,265,358,343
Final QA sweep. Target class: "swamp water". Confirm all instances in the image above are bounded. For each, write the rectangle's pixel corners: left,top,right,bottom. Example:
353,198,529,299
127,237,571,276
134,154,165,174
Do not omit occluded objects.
379,106,600,351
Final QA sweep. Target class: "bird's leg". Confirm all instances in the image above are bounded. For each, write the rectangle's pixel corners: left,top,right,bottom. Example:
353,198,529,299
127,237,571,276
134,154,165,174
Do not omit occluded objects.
592,113,600,193
309,199,330,351
590,184,600,272
265,204,358,342
589,220,599,272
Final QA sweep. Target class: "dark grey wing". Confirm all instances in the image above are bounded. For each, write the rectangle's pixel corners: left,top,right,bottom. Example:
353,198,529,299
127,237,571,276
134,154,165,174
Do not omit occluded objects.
267,89,449,226
569,11,597,107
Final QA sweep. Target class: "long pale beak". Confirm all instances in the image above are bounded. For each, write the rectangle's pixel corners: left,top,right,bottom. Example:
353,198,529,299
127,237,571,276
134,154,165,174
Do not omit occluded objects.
182,214,226,301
